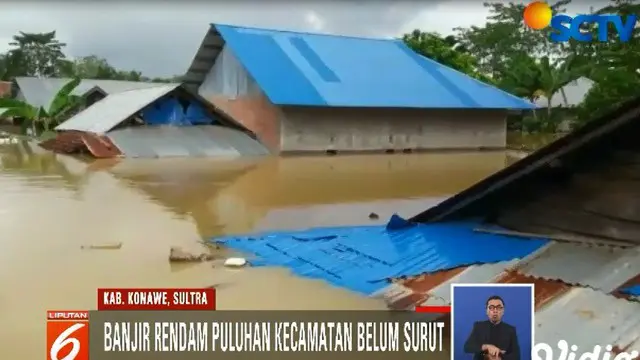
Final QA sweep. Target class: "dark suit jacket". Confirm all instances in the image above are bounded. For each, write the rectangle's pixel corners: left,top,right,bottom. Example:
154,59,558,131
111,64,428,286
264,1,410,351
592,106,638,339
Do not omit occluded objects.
463,320,520,360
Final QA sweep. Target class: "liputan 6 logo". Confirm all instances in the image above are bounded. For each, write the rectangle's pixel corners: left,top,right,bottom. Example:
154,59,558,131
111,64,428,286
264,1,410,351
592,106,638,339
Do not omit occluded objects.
46,311,89,360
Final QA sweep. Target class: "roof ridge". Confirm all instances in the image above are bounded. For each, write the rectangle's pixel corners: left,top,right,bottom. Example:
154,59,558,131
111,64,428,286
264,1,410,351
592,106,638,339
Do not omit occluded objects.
212,22,399,43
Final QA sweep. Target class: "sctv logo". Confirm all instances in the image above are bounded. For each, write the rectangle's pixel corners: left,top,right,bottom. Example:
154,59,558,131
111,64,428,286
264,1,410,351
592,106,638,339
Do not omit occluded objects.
523,1,637,42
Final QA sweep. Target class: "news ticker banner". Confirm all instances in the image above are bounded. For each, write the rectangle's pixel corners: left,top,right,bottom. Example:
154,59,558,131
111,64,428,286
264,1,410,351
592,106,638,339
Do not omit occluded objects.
47,288,451,360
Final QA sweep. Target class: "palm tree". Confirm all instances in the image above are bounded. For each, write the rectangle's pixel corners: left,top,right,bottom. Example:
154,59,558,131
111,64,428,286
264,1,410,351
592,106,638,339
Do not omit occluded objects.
0,77,82,137
536,56,590,116
8,31,66,77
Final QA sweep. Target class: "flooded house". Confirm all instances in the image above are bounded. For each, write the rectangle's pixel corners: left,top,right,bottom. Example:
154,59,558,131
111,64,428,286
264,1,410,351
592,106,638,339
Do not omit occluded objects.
209,97,640,351
2,77,170,129
183,24,536,154
381,96,640,351
11,77,172,109
40,84,269,158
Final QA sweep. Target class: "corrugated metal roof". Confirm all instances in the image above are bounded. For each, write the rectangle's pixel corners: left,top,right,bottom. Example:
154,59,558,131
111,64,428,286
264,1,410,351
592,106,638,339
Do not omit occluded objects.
420,261,517,306
14,77,175,109
535,287,640,350
497,271,572,310
377,241,640,350
402,267,467,294
211,218,547,295
621,285,640,297
55,85,178,133
516,243,640,293
38,130,121,158
186,24,535,110
106,125,269,158
378,261,517,311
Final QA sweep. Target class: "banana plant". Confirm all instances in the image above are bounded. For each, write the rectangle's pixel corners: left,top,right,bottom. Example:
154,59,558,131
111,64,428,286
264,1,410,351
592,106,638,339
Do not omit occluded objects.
0,77,82,137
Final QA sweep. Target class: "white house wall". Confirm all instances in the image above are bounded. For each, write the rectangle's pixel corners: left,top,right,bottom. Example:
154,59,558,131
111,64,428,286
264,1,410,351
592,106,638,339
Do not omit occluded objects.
198,45,261,99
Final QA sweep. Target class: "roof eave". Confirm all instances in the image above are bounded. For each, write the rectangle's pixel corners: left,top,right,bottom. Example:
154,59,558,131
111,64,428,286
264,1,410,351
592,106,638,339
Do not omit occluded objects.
182,25,226,92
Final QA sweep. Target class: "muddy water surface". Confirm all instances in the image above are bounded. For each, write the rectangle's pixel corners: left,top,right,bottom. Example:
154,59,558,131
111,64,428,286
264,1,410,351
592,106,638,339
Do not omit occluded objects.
0,140,513,358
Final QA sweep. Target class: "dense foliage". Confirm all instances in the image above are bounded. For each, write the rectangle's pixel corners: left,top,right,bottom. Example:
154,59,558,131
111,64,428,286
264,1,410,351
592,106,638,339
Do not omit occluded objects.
0,31,181,83
402,0,640,133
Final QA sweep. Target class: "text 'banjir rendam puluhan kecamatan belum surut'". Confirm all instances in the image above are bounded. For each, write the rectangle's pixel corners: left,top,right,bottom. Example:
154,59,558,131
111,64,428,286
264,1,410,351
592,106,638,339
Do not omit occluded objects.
103,321,446,352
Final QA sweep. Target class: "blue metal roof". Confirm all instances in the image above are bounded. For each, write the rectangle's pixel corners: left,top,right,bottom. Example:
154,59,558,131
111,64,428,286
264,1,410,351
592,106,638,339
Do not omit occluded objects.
210,215,548,295
214,24,536,110
621,285,640,296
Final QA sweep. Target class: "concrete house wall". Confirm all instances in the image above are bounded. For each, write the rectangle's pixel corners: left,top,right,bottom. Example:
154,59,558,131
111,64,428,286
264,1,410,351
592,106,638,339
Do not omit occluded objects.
197,46,282,151
198,45,507,154
279,107,507,153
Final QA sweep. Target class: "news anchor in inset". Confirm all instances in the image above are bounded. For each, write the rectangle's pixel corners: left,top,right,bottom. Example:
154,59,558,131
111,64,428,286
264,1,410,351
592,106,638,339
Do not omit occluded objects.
463,295,520,360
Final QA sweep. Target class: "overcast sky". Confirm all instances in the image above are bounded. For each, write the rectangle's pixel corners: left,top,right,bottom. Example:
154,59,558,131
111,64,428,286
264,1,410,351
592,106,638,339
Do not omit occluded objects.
0,1,598,78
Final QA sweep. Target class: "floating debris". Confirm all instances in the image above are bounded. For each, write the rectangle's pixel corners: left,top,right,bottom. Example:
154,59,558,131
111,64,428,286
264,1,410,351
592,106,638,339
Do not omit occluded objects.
81,242,123,250
223,257,247,268
368,212,380,220
169,247,215,262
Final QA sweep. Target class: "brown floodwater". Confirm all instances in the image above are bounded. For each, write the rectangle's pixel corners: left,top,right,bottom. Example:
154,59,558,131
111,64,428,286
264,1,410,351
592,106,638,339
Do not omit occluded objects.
0,139,514,358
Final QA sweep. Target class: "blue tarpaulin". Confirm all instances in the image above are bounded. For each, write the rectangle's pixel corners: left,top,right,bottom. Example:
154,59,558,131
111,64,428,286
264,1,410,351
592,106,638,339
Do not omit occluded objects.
620,285,640,296
210,215,549,295
142,97,216,126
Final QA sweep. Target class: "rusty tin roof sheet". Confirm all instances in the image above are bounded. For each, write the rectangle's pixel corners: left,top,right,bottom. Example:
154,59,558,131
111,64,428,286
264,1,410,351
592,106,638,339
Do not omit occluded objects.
420,261,518,307
516,243,640,293
535,287,640,350
497,271,571,310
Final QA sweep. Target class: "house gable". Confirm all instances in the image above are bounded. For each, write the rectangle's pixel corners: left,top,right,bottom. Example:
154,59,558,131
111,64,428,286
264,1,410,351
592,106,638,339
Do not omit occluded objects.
183,24,537,110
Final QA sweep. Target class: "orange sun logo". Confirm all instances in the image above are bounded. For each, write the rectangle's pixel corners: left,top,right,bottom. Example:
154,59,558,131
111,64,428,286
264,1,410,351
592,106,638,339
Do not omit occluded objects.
523,1,553,30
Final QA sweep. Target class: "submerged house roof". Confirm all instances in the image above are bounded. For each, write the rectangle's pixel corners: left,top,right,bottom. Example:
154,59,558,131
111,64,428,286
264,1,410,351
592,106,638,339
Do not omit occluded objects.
410,95,640,246
380,252,640,351
43,84,270,158
184,24,536,110
56,85,180,134
13,77,176,109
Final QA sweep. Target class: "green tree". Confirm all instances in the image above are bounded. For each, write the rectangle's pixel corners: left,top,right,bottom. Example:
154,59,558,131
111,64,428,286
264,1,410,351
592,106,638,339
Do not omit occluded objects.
571,0,640,124
0,78,82,136
497,53,545,102
455,1,571,79
535,56,589,115
403,31,475,73
8,31,67,77
58,55,117,79
150,75,183,83
402,30,494,83
0,50,28,80
58,55,147,82
116,70,143,81
578,70,640,123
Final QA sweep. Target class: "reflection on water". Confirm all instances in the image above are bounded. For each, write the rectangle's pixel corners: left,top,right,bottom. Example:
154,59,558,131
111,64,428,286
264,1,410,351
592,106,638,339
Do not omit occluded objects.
0,140,512,358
